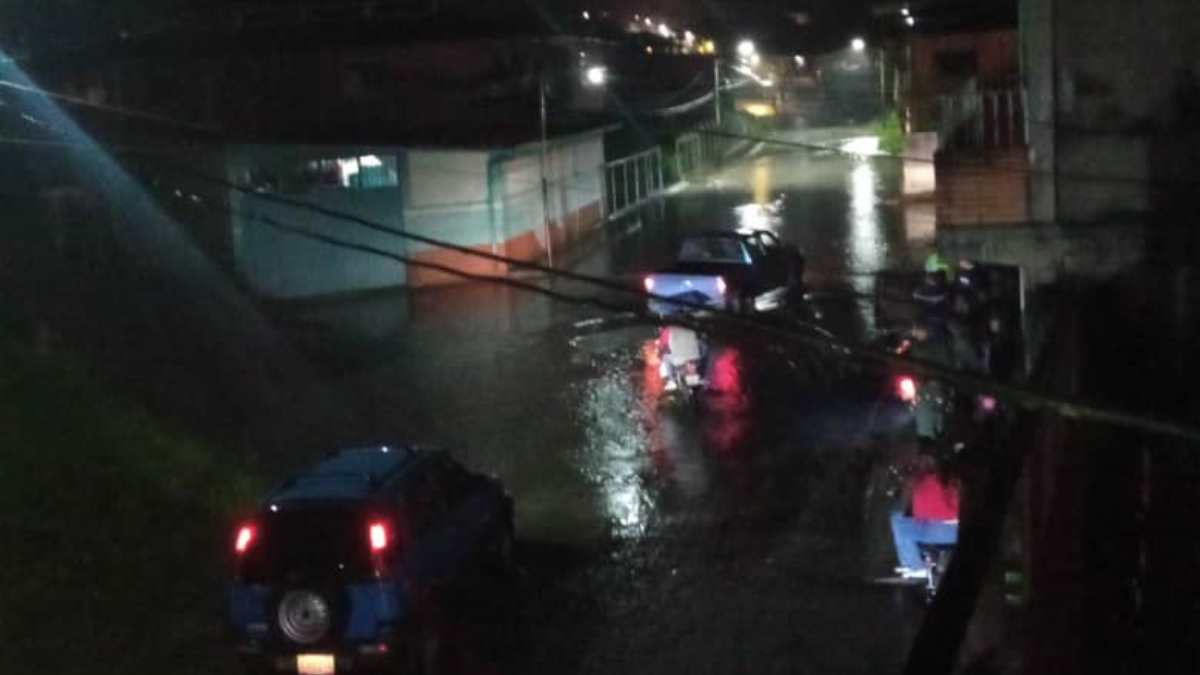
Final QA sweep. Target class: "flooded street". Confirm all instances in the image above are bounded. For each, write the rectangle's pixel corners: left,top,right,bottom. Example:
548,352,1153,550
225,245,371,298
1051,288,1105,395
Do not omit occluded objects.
270,144,936,673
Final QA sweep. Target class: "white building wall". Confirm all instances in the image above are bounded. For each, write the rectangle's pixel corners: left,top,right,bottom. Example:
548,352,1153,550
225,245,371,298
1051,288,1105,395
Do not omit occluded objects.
228,145,408,299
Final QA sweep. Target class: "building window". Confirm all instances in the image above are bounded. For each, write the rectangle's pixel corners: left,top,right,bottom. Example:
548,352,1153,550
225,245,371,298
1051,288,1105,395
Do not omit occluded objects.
241,154,399,194
301,155,399,190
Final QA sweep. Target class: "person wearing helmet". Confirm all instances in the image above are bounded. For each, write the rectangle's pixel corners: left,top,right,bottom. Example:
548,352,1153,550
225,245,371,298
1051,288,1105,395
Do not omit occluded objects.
913,253,951,315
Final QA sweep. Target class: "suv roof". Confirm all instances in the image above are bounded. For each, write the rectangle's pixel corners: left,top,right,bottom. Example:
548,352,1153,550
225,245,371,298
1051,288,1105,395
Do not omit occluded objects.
269,445,424,502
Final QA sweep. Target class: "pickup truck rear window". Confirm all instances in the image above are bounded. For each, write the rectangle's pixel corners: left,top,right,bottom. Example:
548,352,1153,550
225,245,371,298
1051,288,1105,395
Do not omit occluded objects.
677,237,750,264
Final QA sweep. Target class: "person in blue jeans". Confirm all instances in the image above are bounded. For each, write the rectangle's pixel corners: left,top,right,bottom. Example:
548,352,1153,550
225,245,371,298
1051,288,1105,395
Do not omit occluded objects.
891,454,960,578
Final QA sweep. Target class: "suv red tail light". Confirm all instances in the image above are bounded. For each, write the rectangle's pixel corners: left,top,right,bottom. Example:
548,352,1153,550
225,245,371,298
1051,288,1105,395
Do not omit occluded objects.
234,523,257,555
368,521,390,552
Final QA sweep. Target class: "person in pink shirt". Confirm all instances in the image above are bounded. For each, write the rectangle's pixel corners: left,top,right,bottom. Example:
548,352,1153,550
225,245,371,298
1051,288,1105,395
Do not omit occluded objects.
890,454,960,578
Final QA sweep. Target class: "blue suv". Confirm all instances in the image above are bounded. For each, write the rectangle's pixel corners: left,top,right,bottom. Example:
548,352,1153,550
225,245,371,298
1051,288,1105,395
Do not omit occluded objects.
228,445,514,674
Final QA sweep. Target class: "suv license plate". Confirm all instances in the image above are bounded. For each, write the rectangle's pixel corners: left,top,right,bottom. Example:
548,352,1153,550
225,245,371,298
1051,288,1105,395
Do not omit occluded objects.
296,654,335,675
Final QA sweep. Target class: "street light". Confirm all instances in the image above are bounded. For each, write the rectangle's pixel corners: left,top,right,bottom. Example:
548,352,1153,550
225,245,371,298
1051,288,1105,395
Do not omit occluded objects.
905,15,916,27
851,37,866,52
584,65,607,86
540,65,608,267
737,39,756,58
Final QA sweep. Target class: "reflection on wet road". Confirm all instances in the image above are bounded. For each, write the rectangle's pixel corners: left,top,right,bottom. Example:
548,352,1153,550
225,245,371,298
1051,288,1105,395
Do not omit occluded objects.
275,145,933,674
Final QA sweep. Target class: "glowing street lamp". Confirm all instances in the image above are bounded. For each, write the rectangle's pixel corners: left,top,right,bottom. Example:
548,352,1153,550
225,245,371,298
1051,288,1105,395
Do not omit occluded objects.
584,65,607,86
737,39,756,58
851,37,866,52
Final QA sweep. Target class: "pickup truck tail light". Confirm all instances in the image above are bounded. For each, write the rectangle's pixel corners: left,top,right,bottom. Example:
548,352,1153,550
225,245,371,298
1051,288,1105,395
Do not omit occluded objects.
643,276,655,293
897,376,917,402
716,276,727,295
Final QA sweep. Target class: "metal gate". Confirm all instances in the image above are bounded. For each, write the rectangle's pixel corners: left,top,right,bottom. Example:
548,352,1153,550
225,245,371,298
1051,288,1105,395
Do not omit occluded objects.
603,147,664,221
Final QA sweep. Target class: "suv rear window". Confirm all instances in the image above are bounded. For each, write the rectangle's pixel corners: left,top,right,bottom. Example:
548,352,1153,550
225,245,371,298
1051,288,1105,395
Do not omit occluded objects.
238,503,375,583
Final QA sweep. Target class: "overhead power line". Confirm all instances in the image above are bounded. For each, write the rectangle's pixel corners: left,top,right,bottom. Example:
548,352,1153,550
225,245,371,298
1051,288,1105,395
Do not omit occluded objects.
3,92,1200,441
125,157,1200,444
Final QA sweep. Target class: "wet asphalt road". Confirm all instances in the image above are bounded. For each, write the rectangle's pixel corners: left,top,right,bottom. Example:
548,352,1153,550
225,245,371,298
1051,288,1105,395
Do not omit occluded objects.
273,142,938,674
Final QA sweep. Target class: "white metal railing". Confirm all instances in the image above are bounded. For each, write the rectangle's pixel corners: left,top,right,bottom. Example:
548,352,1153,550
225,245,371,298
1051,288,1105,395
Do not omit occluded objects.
938,87,1027,149
603,147,664,220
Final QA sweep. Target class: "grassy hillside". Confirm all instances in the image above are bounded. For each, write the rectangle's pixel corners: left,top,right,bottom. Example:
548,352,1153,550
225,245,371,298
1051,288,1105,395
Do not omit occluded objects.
0,336,263,675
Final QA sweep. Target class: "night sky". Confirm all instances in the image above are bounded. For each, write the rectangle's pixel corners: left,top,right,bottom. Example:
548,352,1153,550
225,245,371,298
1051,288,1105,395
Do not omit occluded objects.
0,0,879,57
562,0,876,52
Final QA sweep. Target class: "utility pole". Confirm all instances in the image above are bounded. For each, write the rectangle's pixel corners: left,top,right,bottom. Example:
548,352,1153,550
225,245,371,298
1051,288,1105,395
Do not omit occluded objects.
539,68,554,268
713,57,722,127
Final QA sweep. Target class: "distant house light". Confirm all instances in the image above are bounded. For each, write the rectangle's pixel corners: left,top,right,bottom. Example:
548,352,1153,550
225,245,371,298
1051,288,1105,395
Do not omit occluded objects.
905,15,916,26
582,10,590,20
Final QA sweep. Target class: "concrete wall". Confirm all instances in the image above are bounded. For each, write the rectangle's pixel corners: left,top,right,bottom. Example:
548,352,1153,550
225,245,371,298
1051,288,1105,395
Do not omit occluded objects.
497,132,606,265
403,150,501,286
938,220,1146,287
228,132,606,298
228,145,409,299
1020,0,1056,223
1022,0,1200,226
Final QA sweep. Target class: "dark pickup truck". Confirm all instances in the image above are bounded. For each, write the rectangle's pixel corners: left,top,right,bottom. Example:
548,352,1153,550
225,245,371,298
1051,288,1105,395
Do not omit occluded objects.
644,229,805,316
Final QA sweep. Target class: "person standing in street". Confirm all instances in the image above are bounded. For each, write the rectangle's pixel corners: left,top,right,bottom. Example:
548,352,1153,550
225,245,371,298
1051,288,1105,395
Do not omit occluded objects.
908,321,954,447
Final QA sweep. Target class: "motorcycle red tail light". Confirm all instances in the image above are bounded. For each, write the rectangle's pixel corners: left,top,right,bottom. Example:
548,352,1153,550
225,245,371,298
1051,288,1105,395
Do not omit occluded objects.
234,523,256,555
